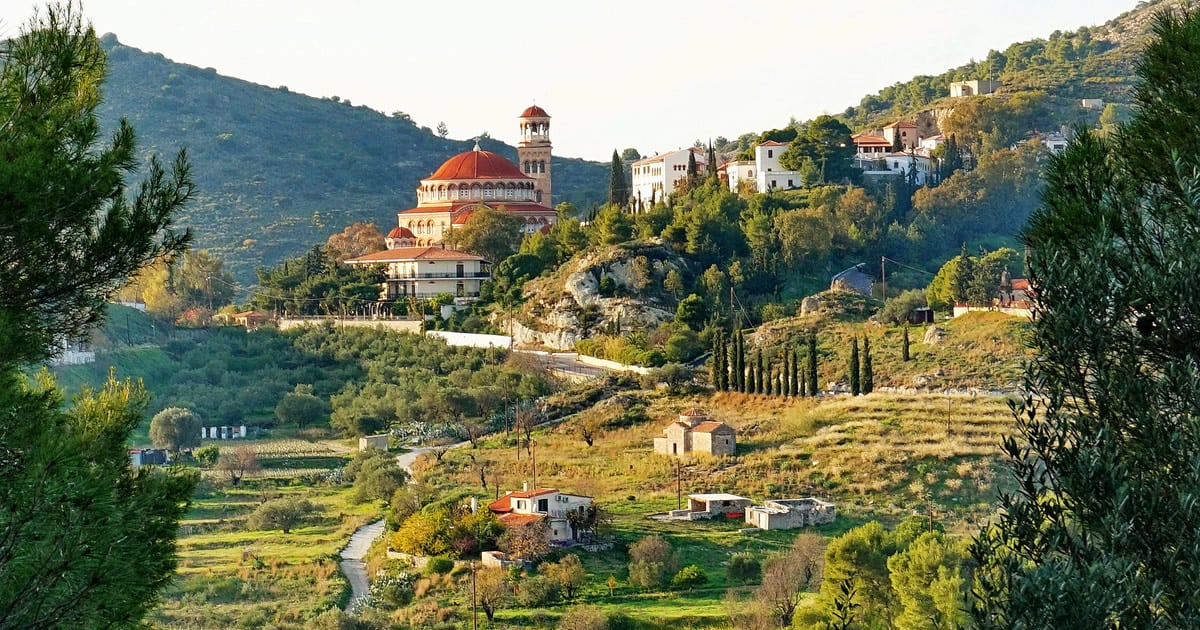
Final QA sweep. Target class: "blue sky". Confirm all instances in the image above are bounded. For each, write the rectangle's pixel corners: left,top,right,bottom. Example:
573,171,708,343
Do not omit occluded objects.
4,1,1138,161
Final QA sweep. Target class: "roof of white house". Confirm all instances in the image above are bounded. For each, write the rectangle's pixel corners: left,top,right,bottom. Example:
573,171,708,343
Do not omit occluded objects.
631,147,705,166
689,493,750,503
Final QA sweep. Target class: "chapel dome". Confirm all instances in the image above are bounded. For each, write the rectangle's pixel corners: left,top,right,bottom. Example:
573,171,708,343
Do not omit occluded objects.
520,105,550,118
429,148,529,181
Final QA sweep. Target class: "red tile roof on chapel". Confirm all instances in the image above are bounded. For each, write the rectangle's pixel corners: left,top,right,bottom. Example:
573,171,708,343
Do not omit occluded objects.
429,149,529,180
386,227,415,239
520,105,550,118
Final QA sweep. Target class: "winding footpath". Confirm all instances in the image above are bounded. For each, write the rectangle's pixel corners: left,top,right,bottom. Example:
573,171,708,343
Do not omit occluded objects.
338,442,467,612
338,519,385,612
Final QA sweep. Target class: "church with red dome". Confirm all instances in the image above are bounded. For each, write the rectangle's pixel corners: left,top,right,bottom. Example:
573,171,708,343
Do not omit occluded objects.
390,105,557,246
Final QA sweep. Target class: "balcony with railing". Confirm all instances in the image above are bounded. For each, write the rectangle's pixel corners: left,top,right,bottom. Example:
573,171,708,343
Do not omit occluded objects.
384,271,491,280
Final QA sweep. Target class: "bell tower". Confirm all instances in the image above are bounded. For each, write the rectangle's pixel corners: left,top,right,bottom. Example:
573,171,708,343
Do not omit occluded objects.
517,105,552,206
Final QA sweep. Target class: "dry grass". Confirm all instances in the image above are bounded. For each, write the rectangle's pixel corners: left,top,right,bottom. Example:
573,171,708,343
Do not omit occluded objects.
430,388,1018,534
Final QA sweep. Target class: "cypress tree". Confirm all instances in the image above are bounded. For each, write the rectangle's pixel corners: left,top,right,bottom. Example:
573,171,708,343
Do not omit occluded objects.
729,328,739,393
687,149,699,178
755,350,764,394
849,338,861,395
709,331,721,389
783,351,792,397
863,336,874,394
719,331,729,390
608,149,628,208
794,348,804,396
808,334,819,396
902,324,911,362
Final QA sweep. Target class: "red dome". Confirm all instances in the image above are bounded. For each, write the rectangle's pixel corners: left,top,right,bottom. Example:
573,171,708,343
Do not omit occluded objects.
387,227,415,239
520,105,550,118
429,149,528,180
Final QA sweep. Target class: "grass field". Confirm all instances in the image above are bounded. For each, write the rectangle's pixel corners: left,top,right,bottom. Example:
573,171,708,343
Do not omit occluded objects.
414,381,1020,627
151,439,379,629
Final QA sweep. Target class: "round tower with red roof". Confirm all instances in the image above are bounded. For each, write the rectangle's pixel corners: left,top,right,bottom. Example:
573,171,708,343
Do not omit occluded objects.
517,104,552,206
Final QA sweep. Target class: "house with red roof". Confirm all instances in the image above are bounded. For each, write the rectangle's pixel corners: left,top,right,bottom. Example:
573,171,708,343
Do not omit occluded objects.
653,409,736,457
488,483,594,544
342,245,491,301
755,140,800,192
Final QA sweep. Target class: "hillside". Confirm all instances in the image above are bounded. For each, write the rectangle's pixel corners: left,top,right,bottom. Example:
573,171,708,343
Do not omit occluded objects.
848,0,1200,129
94,35,607,283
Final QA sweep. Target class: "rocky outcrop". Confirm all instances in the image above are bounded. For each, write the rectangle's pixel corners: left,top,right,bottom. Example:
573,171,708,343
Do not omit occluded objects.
505,242,689,351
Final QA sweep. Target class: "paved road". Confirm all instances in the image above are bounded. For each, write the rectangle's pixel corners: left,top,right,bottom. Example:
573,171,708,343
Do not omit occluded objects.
516,350,609,381
339,519,385,612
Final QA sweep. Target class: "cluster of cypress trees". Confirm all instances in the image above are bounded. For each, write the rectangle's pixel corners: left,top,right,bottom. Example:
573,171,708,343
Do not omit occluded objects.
710,329,821,397
848,336,874,396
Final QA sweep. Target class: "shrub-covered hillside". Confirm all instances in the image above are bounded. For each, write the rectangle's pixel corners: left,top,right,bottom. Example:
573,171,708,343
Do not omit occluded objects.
95,35,607,283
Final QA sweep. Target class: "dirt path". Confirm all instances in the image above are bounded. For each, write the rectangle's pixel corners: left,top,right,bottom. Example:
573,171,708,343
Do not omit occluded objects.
339,518,385,612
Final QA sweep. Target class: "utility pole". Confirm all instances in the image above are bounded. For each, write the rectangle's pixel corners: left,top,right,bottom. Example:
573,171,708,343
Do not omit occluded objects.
880,257,887,301
676,459,682,510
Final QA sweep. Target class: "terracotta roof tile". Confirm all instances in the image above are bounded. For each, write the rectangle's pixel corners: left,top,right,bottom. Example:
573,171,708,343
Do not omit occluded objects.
520,105,550,118
429,149,530,180
387,227,415,239
342,246,487,264
498,513,546,527
680,408,707,417
758,140,789,147
692,421,733,433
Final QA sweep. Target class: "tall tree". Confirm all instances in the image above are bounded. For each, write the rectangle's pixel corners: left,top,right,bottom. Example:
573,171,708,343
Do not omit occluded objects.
149,406,202,454
686,149,699,178
0,6,192,364
608,149,628,208
808,334,819,396
849,338,861,395
973,9,1200,628
902,325,911,362
443,206,525,263
0,7,197,627
755,349,764,395
862,336,874,394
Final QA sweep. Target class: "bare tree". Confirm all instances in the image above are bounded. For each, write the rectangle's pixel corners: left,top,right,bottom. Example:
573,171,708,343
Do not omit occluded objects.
217,445,261,486
756,533,825,627
578,417,602,447
462,566,510,624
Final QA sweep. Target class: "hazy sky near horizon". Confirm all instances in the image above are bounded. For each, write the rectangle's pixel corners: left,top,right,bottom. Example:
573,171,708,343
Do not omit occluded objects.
5,0,1138,161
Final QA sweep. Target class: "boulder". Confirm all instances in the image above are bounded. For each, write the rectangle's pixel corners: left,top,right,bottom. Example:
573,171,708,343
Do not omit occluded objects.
923,325,944,345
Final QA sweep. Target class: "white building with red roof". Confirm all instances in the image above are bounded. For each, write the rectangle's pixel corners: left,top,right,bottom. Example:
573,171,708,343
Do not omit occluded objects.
755,140,799,192
343,245,491,301
488,484,594,543
390,106,558,246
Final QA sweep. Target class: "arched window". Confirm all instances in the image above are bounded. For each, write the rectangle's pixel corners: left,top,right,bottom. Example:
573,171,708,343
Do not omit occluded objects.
539,160,546,173
470,184,481,199
483,184,493,199
523,160,529,173
458,186,468,200
505,184,514,200
536,190,543,203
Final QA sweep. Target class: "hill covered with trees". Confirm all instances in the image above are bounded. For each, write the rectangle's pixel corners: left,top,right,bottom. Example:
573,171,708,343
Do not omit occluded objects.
93,35,607,283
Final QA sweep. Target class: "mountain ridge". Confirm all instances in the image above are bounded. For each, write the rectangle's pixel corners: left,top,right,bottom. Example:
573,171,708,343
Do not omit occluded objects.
94,34,606,284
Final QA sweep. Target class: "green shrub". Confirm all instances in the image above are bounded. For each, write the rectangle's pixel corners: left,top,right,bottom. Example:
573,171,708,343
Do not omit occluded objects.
726,552,762,583
877,289,928,324
424,556,454,575
671,564,708,590
516,574,558,607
